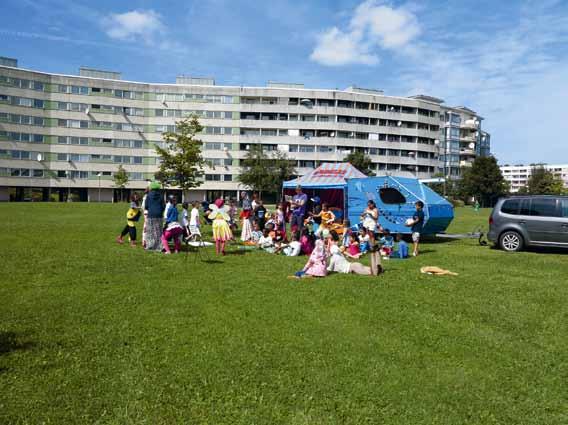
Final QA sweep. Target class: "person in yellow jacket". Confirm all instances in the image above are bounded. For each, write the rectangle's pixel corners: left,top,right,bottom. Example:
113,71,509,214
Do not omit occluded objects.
117,193,141,246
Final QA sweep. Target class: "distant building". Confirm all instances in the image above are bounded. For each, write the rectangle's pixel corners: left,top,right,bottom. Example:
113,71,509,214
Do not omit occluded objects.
436,103,490,179
0,56,17,68
1,60,490,201
500,164,568,192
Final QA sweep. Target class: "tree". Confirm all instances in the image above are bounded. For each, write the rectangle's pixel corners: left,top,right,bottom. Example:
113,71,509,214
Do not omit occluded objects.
271,150,297,193
426,172,446,196
113,164,129,202
238,145,296,197
155,116,206,195
458,156,508,207
345,151,374,176
525,166,565,195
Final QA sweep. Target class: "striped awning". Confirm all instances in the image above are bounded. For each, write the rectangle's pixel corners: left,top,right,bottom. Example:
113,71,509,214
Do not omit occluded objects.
283,163,367,189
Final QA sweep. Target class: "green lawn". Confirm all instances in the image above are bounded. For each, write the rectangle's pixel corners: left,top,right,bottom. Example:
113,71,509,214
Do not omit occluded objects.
0,204,567,424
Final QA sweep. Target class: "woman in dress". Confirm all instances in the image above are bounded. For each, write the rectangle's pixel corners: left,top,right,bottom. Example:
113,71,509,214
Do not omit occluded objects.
361,200,380,234
143,181,165,252
209,198,233,255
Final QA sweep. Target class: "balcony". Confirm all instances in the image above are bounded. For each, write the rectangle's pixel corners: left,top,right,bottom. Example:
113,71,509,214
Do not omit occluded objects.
461,119,479,129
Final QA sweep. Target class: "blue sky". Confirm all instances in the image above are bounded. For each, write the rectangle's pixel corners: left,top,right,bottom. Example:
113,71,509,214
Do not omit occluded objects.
2,0,568,165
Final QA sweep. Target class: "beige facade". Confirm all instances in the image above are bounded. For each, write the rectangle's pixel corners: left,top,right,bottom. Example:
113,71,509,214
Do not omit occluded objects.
0,64,489,201
500,164,568,192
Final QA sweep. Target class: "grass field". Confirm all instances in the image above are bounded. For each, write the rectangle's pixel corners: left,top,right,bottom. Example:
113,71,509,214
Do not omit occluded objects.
0,204,567,424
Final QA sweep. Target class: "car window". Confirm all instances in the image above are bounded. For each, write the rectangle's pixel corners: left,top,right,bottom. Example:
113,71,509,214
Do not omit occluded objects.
519,199,531,216
530,198,560,217
501,199,519,215
561,199,568,218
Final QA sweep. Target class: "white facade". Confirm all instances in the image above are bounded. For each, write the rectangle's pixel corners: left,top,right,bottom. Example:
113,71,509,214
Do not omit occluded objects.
500,164,568,192
0,63,489,201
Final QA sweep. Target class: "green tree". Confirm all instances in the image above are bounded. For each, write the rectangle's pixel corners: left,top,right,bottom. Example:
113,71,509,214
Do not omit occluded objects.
271,149,297,194
458,156,508,207
113,164,129,202
426,172,446,196
525,166,565,195
238,145,296,198
155,116,206,193
345,150,374,176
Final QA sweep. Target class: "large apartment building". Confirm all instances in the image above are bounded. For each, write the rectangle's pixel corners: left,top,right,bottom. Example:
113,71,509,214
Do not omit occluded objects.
500,164,568,192
0,58,490,202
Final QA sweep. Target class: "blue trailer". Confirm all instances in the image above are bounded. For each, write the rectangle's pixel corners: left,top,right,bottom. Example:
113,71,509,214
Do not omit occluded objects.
347,176,454,235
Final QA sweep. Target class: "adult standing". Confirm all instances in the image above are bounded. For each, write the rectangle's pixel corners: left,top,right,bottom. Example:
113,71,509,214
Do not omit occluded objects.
361,200,379,234
144,181,165,252
240,191,253,241
291,186,308,232
141,186,149,248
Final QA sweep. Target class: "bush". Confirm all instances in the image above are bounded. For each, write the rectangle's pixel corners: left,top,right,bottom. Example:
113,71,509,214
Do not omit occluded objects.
450,199,465,208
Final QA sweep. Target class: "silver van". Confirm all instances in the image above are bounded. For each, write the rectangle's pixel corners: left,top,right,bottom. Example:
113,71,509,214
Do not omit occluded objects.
488,195,568,251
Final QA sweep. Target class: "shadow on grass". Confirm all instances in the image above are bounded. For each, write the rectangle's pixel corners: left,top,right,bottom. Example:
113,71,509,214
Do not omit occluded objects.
0,332,35,366
201,259,224,264
225,250,247,256
489,245,568,255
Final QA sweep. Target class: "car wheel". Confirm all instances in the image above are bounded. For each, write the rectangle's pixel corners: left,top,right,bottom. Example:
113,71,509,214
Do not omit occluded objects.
499,231,523,252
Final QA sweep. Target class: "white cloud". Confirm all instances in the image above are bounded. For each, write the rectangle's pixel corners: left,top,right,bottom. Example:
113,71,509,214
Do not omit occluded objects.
391,0,568,163
350,1,420,48
310,27,378,66
103,10,164,44
310,0,420,66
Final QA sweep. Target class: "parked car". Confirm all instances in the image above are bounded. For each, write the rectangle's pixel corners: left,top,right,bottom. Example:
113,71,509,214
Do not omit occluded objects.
488,195,568,252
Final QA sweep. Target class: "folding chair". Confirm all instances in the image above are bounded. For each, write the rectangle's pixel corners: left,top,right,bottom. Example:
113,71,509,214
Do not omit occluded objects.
186,225,210,261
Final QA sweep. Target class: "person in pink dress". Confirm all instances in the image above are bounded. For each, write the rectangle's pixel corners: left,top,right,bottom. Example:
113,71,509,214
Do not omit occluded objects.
290,239,327,279
161,221,184,254
344,233,362,259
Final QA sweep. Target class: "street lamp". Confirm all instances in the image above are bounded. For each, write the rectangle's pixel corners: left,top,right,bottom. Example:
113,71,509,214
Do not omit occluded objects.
434,138,448,197
97,172,102,202
66,170,71,202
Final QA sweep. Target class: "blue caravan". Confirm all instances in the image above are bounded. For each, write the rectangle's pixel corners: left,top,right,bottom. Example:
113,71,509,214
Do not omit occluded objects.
347,176,454,235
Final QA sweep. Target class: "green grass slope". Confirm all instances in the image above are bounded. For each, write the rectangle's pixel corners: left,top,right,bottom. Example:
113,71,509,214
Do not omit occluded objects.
0,205,566,424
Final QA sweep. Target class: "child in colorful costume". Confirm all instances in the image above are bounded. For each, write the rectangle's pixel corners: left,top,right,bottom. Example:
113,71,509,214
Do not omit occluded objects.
117,194,141,247
209,198,233,255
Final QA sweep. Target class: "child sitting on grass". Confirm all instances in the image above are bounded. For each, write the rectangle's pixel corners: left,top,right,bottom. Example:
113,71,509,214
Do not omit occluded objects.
300,228,315,255
312,203,336,237
327,231,382,276
258,229,276,253
341,219,352,247
278,232,302,256
117,194,141,247
344,233,362,259
358,228,371,254
244,221,263,246
290,239,327,279
391,233,409,259
379,229,394,258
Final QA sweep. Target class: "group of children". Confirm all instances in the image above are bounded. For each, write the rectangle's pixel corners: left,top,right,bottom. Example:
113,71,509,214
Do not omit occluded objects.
117,189,424,262
116,191,204,254
343,227,409,260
